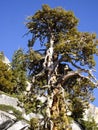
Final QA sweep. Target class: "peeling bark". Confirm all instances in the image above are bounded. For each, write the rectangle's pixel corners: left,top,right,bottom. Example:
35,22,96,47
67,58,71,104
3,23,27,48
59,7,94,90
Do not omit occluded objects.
43,36,70,130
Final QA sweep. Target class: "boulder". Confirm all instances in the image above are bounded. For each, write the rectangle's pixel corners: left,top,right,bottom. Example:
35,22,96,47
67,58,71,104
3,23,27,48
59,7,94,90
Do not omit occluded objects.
0,110,16,125
23,112,43,121
0,94,23,112
0,120,14,130
84,103,98,123
7,120,29,130
3,56,10,64
71,121,82,130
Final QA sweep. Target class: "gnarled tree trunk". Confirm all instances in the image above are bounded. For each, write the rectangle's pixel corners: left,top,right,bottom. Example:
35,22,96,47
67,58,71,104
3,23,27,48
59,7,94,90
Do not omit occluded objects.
43,36,70,130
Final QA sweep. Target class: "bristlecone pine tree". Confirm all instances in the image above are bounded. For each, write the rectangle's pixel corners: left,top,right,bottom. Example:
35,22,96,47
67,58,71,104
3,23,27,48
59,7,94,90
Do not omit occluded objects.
26,5,98,130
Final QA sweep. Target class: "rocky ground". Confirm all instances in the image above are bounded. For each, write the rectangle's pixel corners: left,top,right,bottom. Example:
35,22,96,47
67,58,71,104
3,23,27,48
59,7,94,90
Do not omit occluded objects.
0,93,98,130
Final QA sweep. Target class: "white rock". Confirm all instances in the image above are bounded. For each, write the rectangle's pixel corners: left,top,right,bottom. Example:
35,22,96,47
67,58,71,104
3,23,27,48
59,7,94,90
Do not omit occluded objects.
0,94,23,112
26,81,32,92
8,110,14,114
71,121,82,130
0,110,16,124
37,95,47,103
0,53,10,64
84,103,98,123
7,120,29,130
0,120,14,130
3,56,10,64
23,112,43,121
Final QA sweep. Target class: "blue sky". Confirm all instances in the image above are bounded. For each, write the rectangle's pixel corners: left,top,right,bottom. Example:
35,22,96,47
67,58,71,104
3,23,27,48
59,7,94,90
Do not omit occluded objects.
0,0,98,106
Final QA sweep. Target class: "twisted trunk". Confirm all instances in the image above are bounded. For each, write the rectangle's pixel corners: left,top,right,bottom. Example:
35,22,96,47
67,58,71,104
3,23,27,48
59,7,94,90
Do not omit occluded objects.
43,35,70,130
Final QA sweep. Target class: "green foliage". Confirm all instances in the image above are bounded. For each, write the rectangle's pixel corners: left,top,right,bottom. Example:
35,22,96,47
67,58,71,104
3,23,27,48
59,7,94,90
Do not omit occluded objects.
80,118,98,130
0,4,97,130
30,118,40,130
23,93,43,114
26,4,78,47
65,75,95,120
0,60,16,93
25,4,98,129
25,49,44,77
11,48,27,93
71,98,87,120
54,29,98,68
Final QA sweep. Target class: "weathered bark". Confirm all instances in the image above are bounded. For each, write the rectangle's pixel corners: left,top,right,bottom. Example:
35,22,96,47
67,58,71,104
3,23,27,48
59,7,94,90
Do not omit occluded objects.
51,84,70,130
43,35,70,130
43,36,54,119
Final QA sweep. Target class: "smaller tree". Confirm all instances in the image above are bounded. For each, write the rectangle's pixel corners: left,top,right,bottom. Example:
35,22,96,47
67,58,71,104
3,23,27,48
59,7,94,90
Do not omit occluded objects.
11,49,27,93
0,60,16,93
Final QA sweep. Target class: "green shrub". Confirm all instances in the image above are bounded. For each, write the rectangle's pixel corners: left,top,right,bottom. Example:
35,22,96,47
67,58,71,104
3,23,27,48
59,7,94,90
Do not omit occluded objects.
80,118,98,130
0,60,16,93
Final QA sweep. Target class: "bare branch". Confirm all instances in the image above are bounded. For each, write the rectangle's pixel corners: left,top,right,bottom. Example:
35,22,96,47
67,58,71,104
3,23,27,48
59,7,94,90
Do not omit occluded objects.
71,60,83,70
78,73,98,87
32,69,45,83
35,49,46,52
60,69,98,87
61,70,80,84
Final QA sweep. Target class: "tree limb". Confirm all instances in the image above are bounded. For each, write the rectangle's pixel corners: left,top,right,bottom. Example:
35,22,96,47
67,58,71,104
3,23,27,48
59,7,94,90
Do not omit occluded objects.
60,69,98,87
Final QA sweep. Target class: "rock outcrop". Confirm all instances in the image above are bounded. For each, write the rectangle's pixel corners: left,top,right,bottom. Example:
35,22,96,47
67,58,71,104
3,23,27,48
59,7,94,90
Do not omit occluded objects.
7,121,29,130
0,94,23,112
0,93,98,130
84,103,98,124
0,93,44,129
71,121,83,130
0,94,29,130
0,52,10,64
